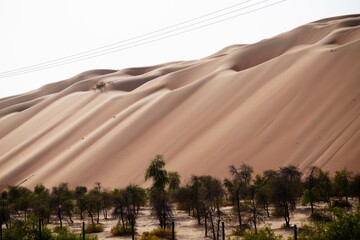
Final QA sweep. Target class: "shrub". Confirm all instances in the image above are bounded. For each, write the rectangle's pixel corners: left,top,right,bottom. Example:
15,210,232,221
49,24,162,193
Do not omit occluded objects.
332,200,352,209
85,223,104,233
3,218,53,240
53,226,98,240
297,206,360,240
310,211,332,222
231,227,246,236
139,228,174,240
241,226,282,240
110,223,134,236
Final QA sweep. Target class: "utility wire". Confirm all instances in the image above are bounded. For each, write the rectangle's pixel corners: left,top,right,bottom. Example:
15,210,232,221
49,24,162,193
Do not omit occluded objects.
0,0,254,77
0,0,287,78
0,0,270,77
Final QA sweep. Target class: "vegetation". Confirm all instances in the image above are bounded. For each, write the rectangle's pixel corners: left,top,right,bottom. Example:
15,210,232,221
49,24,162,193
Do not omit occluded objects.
140,228,174,240
145,154,180,229
1,159,360,239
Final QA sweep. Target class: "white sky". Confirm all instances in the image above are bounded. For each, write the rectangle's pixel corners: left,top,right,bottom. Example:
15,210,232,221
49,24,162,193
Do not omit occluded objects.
0,0,359,98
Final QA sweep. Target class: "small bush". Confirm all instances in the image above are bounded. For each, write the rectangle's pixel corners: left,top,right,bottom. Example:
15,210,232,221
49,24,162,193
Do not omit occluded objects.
53,226,98,240
241,226,282,240
3,218,53,240
140,228,174,240
85,223,104,233
271,207,285,217
310,211,332,222
232,227,246,236
332,200,352,209
110,223,134,236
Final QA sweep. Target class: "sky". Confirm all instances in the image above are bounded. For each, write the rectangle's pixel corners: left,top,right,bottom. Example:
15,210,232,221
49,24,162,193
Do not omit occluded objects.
0,0,359,98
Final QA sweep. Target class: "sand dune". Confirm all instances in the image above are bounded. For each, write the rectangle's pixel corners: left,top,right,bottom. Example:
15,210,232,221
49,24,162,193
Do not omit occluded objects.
1,15,360,189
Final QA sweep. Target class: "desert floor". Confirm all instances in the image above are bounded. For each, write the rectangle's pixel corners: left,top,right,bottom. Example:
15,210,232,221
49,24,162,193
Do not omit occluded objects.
64,205,311,239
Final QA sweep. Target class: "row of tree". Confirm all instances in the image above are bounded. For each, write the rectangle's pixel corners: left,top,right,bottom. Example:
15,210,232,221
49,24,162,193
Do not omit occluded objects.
1,154,360,239
0,181,146,231
144,155,360,239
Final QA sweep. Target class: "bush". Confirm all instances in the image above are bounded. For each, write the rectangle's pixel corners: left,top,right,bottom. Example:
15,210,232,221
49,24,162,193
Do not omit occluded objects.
110,223,134,236
241,226,282,240
139,228,174,240
332,200,352,209
3,218,53,240
310,211,332,222
85,223,104,233
271,207,285,218
231,227,246,236
53,226,98,240
297,206,360,240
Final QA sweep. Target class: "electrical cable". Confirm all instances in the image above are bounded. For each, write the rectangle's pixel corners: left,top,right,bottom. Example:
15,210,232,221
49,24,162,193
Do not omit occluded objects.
0,0,287,78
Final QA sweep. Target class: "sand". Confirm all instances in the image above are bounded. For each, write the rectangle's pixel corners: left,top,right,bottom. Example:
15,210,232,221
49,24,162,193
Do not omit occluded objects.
0,15,360,190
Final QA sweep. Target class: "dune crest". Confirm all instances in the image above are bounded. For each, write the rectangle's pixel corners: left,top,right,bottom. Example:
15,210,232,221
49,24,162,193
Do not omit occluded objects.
1,15,360,189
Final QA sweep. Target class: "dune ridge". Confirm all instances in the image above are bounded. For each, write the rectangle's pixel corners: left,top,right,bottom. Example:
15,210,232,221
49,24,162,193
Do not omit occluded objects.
1,15,360,189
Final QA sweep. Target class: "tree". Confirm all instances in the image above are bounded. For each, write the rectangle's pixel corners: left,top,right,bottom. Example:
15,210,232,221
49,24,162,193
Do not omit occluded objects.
253,175,270,217
32,184,51,225
350,173,360,202
0,190,10,228
200,175,225,240
145,155,169,190
125,185,146,215
317,169,332,207
50,183,73,227
74,186,88,220
225,163,254,229
85,187,102,224
302,166,323,214
333,169,351,202
7,186,32,221
245,181,266,234
168,171,181,196
145,154,177,228
267,166,302,227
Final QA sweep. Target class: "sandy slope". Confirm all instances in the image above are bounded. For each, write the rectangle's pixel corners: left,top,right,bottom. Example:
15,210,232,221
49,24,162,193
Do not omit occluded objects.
1,15,360,189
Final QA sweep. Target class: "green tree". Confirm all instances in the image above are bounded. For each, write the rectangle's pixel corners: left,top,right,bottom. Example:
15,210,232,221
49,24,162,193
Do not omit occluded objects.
0,190,10,228
350,173,360,202
200,175,225,240
253,175,270,217
302,166,323,214
85,187,102,224
145,155,170,228
75,186,88,220
333,169,351,202
145,154,179,229
7,186,32,221
225,163,254,229
267,166,302,227
145,155,169,190
244,184,265,234
32,184,51,225
168,171,181,197
317,169,332,207
51,183,73,227
125,184,146,215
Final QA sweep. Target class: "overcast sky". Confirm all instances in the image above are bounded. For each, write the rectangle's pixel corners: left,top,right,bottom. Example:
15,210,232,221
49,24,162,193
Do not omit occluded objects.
0,0,359,98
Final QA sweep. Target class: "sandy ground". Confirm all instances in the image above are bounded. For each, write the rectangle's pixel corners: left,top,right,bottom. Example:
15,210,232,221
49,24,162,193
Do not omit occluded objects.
58,205,313,239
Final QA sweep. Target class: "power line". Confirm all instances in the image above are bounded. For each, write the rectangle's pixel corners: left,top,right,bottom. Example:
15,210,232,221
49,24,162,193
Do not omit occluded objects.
0,0,255,77
0,0,287,78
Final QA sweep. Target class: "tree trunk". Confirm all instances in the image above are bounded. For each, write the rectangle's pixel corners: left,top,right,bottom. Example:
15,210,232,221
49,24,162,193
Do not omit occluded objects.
236,195,242,228
96,208,100,224
204,213,208,237
265,203,270,217
310,200,314,214
209,211,216,240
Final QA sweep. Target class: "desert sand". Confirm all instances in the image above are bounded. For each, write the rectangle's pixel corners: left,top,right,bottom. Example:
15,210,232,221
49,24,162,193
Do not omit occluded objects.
0,15,360,190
